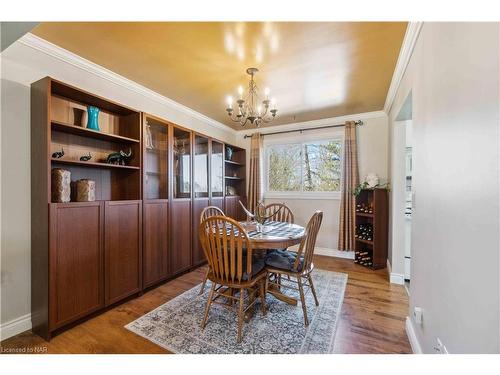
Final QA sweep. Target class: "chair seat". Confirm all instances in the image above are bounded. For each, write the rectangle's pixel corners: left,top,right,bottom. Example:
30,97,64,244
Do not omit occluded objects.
265,249,304,272
242,257,266,281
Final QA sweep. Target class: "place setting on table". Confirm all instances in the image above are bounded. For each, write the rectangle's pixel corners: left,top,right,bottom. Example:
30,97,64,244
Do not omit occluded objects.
125,202,348,354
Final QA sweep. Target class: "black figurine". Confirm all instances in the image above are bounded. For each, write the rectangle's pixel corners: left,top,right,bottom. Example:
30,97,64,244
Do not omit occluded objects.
80,152,92,162
52,148,64,159
106,148,132,166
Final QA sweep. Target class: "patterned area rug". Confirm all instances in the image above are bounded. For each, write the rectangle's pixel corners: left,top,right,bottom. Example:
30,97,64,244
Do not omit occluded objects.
125,269,347,354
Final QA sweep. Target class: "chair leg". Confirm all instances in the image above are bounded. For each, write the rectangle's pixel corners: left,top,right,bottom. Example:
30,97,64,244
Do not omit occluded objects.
297,276,309,326
237,288,245,343
199,268,210,295
201,282,216,329
308,273,319,306
259,279,267,316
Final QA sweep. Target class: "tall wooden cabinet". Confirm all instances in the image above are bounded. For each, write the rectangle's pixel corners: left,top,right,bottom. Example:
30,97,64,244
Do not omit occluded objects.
142,114,170,288
31,77,142,340
224,145,247,220
31,77,247,340
192,134,210,267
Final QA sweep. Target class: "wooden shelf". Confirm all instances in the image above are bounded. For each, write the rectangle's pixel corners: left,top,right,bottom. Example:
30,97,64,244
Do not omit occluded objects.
355,238,374,245
51,120,140,144
225,160,245,166
225,176,242,180
356,212,374,218
51,158,140,170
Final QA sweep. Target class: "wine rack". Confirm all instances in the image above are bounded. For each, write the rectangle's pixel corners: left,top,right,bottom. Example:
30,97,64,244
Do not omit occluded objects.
354,188,389,270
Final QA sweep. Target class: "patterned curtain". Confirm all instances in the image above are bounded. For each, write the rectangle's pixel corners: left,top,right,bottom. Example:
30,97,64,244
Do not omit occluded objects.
248,133,262,212
338,121,359,251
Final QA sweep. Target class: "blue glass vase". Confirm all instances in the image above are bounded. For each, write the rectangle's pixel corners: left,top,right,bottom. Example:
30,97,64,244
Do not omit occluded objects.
86,106,100,131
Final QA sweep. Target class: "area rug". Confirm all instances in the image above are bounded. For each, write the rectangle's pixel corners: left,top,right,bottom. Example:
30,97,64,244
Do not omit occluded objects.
125,269,347,354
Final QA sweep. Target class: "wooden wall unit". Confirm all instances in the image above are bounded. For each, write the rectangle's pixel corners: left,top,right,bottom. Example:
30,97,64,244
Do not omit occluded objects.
31,77,142,340
354,188,389,270
31,77,247,340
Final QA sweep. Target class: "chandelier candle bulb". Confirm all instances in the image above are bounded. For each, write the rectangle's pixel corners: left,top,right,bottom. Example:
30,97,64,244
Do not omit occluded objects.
238,85,243,99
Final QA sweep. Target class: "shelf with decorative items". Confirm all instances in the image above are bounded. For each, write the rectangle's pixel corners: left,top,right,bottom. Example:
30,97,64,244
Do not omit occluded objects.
223,143,246,220
353,175,389,270
48,87,141,202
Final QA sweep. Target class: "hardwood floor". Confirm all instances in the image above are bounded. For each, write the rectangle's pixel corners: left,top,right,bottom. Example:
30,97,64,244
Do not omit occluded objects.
0,256,411,354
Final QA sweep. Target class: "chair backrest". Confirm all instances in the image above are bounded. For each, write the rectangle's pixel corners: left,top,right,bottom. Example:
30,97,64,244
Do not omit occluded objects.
294,211,323,271
199,216,254,284
200,206,225,224
265,203,294,224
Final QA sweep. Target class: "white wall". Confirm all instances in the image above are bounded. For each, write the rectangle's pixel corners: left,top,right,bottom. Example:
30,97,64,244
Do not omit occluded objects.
238,112,389,254
0,35,239,339
389,23,500,353
389,120,409,277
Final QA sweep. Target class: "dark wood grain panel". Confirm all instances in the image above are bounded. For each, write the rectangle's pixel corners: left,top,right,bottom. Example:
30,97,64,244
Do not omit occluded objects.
224,195,241,220
192,198,209,266
105,201,142,305
31,77,51,339
170,200,192,275
210,197,224,212
143,201,169,288
49,202,104,330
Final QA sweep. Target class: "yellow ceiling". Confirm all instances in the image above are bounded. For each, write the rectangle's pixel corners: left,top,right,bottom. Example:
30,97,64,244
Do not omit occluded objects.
33,22,407,129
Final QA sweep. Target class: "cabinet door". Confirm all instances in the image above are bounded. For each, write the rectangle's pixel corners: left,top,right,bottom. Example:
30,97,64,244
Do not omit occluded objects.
210,197,224,212
49,202,104,329
105,201,142,306
143,201,169,288
144,116,168,200
170,200,192,274
192,198,209,266
237,196,247,221
224,196,238,220
210,140,224,199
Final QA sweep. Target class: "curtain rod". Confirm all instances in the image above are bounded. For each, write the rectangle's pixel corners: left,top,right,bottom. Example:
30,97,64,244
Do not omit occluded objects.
242,120,364,139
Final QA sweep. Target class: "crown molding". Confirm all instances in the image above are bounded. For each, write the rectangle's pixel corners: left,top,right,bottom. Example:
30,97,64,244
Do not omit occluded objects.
383,22,424,114
237,110,387,137
18,33,236,135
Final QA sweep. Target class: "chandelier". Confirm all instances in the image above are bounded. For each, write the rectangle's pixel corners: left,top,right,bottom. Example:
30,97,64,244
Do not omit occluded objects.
225,67,278,127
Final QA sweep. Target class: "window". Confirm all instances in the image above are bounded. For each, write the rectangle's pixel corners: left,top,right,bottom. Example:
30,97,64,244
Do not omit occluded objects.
265,138,342,198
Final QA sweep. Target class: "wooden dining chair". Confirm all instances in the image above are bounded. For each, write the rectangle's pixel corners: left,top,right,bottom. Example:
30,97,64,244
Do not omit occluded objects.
199,216,268,343
265,202,294,224
265,211,323,326
198,206,226,294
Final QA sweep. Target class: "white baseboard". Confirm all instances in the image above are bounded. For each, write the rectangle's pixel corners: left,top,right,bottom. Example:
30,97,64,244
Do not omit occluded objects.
387,259,405,285
315,247,355,259
0,313,32,341
288,245,355,259
405,316,423,354
390,273,405,285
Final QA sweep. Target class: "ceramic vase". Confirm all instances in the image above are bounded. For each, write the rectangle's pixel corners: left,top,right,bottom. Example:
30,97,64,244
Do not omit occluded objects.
86,106,100,131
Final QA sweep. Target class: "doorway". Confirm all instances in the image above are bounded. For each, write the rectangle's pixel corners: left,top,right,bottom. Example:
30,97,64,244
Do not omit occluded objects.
390,91,413,291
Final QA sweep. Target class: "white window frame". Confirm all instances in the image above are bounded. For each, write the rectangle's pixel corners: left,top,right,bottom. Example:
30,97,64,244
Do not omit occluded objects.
263,129,343,200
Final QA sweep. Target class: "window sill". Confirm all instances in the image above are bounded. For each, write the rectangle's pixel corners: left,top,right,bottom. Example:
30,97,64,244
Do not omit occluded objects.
263,192,341,200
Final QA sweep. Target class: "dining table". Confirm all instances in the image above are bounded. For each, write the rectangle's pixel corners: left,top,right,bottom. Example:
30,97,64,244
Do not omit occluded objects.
238,220,306,307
